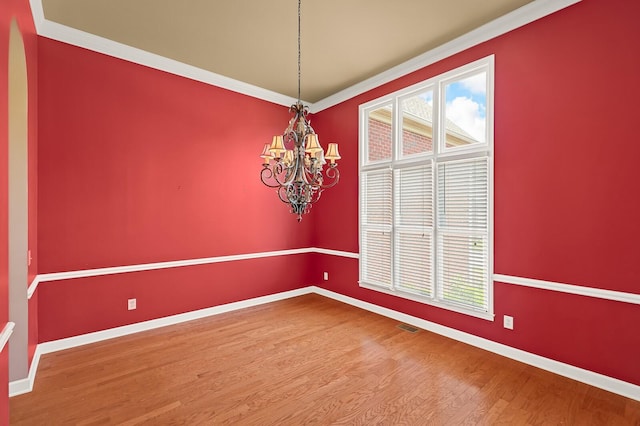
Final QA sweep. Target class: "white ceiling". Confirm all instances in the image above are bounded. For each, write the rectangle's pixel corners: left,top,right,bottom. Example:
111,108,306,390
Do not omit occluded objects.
34,0,580,108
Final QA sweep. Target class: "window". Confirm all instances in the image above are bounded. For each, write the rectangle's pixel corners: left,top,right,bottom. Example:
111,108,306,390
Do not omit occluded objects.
359,56,494,320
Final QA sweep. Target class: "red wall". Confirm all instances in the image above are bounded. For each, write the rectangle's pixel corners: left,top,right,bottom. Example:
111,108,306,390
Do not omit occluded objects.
34,0,640,395
311,0,640,386
37,39,316,340
37,254,313,342
0,0,37,421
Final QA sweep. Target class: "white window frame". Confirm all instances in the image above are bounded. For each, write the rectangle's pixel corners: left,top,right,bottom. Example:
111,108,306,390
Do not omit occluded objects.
358,55,494,321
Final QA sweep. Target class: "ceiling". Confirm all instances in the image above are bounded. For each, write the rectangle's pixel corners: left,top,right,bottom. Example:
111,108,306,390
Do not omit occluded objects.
39,0,536,103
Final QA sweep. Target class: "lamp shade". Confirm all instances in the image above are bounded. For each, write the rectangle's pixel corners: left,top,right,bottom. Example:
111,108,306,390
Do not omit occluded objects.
324,143,341,164
269,135,286,157
260,143,273,164
283,149,294,166
258,0,341,221
304,134,323,154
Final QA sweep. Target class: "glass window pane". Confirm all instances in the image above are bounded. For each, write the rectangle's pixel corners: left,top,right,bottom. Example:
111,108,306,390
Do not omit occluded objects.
396,164,433,227
401,91,434,156
362,229,392,288
358,56,493,318
437,159,488,230
362,169,392,226
444,72,487,148
438,233,488,311
396,231,433,297
367,104,392,162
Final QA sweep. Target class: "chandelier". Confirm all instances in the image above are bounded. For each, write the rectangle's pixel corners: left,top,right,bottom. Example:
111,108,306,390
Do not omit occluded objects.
259,0,340,222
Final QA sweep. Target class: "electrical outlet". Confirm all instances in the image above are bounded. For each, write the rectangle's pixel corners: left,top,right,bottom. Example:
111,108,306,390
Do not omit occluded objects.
128,298,137,311
503,315,514,330
323,272,329,281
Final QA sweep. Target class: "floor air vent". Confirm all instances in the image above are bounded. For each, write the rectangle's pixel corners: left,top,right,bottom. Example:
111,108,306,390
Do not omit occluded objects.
397,323,420,333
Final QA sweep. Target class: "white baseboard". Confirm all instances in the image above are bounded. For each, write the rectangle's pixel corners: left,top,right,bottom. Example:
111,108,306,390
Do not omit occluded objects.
313,287,640,402
38,287,313,355
11,285,640,403
9,345,41,397
10,287,313,396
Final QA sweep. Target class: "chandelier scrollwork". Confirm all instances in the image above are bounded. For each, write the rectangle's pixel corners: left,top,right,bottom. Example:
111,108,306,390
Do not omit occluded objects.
260,102,340,221
259,0,340,221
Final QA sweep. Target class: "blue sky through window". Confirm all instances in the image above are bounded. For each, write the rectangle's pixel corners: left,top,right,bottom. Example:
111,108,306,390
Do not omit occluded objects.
445,72,487,142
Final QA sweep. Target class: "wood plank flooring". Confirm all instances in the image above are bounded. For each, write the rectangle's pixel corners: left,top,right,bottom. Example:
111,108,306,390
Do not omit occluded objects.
10,294,640,425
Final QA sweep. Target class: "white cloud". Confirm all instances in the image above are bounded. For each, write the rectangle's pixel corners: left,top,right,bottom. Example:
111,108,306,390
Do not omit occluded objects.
420,92,433,105
459,72,487,95
446,96,486,142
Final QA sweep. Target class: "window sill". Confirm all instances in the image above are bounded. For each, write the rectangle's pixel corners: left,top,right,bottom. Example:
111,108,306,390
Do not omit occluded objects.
359,281,495,321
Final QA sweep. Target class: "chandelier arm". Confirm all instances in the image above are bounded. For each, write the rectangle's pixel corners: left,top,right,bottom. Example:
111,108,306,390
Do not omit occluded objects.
277,186,293,205
319,167,340,189
260,166,283,188
263,161,296,188
309,187,324,205
257,0,339,221
301,165,321,187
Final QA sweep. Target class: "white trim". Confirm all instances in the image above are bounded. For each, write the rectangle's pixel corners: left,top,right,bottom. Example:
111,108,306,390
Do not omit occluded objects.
494,274,640,305
359,56,495,321
38,248,312,281
12,286,639,401
27,275,40,299
310,247,360,259
29,0,581,113
27,249,640,307
359,282,494,321
8,344,41,397
15,286,640,401
10,287,313,396
0,322,15,353
36,287,312,355
310,0,582,112
28,0,44,28
28,1,297,108
313,287,640,402
27,248,359,297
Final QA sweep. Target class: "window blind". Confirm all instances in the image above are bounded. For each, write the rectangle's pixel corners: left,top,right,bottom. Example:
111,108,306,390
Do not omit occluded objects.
394,163,434,297
358,56,493,319
437,158,489,311
361,169,392,288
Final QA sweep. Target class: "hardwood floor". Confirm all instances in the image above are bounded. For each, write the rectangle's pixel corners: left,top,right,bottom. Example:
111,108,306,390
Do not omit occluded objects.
10,294,640,425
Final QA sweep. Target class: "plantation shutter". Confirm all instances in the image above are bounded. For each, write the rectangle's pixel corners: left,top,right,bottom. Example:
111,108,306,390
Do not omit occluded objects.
394,163,434,297
361,169,392,289
436,158,489,311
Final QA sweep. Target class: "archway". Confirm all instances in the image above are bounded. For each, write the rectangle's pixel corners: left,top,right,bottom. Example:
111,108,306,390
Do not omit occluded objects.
8,18,29,382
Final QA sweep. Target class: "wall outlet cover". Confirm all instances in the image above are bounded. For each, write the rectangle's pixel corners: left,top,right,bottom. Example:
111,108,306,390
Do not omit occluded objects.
503,315,514,330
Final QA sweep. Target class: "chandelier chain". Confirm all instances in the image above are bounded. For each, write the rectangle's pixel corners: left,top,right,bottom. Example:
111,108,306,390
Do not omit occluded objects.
259,0,340,221
297,0,301,103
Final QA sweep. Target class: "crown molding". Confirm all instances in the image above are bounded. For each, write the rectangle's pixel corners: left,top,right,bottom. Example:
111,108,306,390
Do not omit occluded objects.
310,0,582,112
28,0,581,111
28,1,298,108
